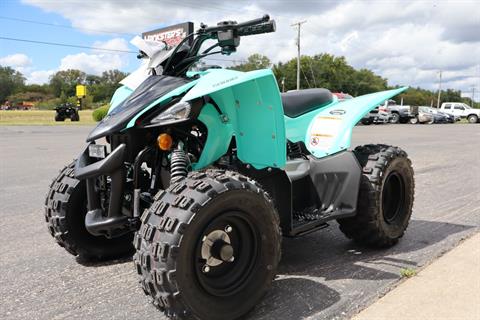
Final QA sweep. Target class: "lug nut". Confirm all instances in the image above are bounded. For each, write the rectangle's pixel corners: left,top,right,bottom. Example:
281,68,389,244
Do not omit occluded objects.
202,265,210,273
229,256,235,262
225,225,232,233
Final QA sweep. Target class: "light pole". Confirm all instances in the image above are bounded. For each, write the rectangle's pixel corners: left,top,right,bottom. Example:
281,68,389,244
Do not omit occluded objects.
291,20,307,90
436,71,442,108
471,86,476,108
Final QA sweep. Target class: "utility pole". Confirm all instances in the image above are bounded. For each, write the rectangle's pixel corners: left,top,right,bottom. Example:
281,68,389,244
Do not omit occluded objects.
291,20,307,90
471,86,476,108
281,77,285,92
436,70,442,108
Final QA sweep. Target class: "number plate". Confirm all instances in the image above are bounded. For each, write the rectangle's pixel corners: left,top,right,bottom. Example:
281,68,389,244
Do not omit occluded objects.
88,144,107,158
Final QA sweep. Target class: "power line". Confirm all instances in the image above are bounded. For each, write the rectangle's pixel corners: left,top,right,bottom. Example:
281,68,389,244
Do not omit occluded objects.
0,36,246,63
0,36,136,53
301,66,311,88
308,59,317,87
159,1,291,20
0,16,136,36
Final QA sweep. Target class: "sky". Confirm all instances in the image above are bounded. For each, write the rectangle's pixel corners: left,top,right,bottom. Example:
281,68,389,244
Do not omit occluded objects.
0,0,479,99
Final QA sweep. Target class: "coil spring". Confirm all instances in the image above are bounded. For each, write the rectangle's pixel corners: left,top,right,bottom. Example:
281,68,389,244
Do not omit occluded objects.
170,149,189,183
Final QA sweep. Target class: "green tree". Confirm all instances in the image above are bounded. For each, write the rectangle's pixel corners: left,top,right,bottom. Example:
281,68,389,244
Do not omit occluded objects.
230,54,271,72
441,89,462,103
24,83,52,95
87,69,128,102
395,87,435,106
349,68,388,96
272,53,386,94
0,66,25,103
85,74,102,86
309,54,356,92
49,69,86,97
101,69,128,84
7,91,53,105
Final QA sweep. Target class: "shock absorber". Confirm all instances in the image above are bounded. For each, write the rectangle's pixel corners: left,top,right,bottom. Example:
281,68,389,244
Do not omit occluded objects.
170,144,189,183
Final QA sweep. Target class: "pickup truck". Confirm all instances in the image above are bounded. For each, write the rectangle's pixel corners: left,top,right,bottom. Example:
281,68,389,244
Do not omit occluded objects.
440,102,480,123
381,99,413,123
361,106,390,125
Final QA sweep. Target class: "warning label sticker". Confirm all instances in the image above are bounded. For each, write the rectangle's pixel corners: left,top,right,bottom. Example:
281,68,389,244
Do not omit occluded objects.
309,116,343,150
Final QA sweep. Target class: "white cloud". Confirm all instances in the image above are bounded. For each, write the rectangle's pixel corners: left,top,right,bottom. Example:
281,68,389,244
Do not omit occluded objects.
26,70,55,84
0,53,33,73
1,39,130,84
59,52,124,75
21,0,480,93
57,39,130,75
92,38,130,53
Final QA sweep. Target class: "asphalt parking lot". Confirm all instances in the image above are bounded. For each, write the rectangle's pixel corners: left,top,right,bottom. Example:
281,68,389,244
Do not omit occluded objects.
1,124,479,320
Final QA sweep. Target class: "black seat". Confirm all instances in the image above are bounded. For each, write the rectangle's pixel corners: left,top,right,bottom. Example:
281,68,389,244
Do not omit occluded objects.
281,88,333,118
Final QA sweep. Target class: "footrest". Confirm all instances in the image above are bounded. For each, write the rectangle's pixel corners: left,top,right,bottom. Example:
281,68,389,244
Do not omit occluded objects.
85,209,137,238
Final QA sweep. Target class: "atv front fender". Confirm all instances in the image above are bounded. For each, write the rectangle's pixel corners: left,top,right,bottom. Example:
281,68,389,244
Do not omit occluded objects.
183,69,287,170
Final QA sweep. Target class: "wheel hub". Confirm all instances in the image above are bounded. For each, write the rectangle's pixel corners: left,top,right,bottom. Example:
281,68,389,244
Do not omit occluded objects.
382,171,405,224
201,228,234,269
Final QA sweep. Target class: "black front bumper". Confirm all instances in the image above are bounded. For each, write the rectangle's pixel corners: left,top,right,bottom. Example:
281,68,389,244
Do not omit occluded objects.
75,143,134,238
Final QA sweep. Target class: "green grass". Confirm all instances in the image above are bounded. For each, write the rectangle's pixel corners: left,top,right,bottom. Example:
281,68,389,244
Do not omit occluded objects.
0,110,95,126
400,268,417,278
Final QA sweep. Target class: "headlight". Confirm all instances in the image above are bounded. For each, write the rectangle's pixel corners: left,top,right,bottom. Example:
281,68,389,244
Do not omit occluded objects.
151,101,191,125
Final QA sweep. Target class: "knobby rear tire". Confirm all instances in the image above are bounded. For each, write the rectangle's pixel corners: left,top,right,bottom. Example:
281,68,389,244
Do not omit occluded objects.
337,144,414,248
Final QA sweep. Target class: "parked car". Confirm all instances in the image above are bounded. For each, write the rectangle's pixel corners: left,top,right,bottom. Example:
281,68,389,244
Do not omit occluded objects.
381,99,413,123
422,107,451,123
426,107,457,123
440,102,480,123
440,111,457,123
332,93,385,125
361,106,390,125
410,106,434,124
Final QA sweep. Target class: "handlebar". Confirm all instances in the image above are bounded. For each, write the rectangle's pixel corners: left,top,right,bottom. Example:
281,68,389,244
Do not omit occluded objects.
200,15,274,36
235,14,270,29
164,15,274,76
238,20,276,36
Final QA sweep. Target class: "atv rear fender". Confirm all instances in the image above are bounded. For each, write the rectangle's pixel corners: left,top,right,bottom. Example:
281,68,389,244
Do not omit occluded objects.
285,87,408,158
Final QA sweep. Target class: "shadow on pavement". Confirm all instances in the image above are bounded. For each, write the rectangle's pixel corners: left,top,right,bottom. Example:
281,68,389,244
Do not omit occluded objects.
76,254,133,267
73,219,474,319
250,276,341,319
249,219,473,319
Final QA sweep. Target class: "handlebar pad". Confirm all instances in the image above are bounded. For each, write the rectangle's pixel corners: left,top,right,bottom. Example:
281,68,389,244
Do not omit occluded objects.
238,20,276,36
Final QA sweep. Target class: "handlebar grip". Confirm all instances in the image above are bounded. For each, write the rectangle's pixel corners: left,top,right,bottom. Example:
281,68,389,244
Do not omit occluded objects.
235,15,270,29
238,20,276,36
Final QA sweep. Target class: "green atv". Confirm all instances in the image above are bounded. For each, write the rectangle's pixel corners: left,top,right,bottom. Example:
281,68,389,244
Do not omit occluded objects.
45,15,414,320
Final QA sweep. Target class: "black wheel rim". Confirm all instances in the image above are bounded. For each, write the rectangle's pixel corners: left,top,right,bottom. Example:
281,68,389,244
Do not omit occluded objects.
382,171,405,224
194,211,260,297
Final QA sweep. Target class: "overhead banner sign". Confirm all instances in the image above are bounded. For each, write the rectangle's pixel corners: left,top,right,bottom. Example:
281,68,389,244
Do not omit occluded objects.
142,22,194,47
